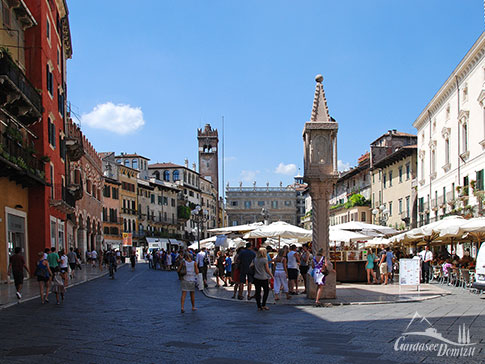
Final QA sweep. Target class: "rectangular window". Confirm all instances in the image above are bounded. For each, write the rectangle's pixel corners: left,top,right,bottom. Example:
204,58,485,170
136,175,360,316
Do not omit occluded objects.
399,167,403,183
271,201,278,209
406,196,410,217
383,173,387,188
59,135,65,159
244,201,251,209
477,170,484,191
361,212,366,222
103,185,111,198
46,16,50,40
257,201,264,207
163,197,168,205
389,171,393,187
171,198,175,207
389,201,393,216
445,139,450,165
50,219,56,248
112,187,119,199
151,194,155,204
284,201,291,206
2,1,11,27
406,163,410,180
46,65,53,95
231,201,238,206
443,186,446,204
398,199,402,214
47,118,56,147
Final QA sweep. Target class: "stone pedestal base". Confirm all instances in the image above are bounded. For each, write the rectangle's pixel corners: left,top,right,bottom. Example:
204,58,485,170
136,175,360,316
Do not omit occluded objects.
306,271,336,300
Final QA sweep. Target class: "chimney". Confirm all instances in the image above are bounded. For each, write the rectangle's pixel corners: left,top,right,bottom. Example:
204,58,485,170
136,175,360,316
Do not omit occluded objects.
192,162,196,171
184,159,188,168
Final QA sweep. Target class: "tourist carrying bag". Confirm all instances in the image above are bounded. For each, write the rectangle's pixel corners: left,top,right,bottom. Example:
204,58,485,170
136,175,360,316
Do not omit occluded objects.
178,261,186,280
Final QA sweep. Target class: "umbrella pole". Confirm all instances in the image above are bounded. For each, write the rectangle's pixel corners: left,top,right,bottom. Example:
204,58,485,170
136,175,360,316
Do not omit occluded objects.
278,236,280,249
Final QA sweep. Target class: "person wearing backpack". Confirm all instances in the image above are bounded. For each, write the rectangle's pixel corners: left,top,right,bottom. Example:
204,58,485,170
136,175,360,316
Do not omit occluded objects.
35,251,52,304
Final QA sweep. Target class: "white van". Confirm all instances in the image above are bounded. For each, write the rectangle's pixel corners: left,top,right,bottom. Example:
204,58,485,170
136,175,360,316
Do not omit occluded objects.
472,242,485,291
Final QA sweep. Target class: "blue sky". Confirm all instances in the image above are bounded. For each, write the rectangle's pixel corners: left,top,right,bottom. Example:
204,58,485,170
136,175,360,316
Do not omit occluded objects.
67,1,483,196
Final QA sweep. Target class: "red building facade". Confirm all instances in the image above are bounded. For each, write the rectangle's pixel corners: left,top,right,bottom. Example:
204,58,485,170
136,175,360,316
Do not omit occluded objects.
24,0,73,271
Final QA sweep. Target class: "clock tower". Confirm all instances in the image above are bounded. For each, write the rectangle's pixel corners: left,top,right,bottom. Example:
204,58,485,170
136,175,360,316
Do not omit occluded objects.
198,124,219,194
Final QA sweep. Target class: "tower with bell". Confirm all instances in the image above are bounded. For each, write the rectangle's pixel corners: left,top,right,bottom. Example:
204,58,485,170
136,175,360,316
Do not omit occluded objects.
198,123,219,196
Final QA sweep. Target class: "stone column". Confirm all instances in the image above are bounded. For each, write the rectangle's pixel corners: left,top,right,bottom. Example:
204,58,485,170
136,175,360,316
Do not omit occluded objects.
307,180,336,299
303,74,338,300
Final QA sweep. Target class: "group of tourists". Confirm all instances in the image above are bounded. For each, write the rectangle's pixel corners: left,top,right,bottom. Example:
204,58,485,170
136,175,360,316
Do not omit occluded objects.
176,243,332,312
146,249,180,271
32,247,82,304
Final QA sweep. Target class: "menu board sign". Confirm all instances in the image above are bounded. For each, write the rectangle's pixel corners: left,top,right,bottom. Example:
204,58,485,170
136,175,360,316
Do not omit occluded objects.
399,258,421,286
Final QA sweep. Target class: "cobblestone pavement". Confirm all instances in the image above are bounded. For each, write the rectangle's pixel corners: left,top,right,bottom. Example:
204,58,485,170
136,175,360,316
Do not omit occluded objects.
0,263,483,364
0,263,118,309
203,268,451,306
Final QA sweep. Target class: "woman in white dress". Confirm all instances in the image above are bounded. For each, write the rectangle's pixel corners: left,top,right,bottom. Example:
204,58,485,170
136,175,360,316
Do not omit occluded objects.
177,252,199,313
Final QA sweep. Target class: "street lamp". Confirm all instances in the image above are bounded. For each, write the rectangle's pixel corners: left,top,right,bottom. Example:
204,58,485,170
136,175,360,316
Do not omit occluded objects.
372,205,389,226
191,205,208,250
261,207,269,225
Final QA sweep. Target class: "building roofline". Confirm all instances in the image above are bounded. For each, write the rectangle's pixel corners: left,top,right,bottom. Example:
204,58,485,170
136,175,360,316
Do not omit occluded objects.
413,31,485,130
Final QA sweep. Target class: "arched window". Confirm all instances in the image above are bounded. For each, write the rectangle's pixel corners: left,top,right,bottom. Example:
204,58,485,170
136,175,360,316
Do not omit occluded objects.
163,170,170,182
173,170,179,181
153,171,160,180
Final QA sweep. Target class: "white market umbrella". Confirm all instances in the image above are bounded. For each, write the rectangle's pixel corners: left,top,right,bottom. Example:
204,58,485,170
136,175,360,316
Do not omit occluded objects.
363,237,391,248
329,227,370,243
243,221,312,242
208,222,263,235
439,217,485,237
419,215,466,237
331,222,398,236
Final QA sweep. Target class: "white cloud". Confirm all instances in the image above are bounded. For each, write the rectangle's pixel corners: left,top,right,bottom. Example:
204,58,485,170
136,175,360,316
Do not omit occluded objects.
338,160,351,172
81,102,145,135
275,162,297,175
240,170,259,183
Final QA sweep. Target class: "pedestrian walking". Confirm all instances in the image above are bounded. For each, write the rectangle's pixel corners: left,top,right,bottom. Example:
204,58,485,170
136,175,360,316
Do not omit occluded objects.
7,247,29,300
215,250,226,287
35,252,52,304
196,247,209,288
232,247,243,299
224,252,232,285
299,245,311,294
130,250,136,271
67,247,77,279
252,248,273,311
238,243,256,300
91,249,98,268
58,250,69,288
272,248,291,301
178,252,198,313
166,251,172,270
312,248,329,306
287,245,300,294
107,249,117,279
47,247,60,275
51,271,65,304
366,248,378,284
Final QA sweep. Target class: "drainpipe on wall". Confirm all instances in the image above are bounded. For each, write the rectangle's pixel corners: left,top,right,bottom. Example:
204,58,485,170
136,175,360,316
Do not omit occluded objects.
428,110,432,221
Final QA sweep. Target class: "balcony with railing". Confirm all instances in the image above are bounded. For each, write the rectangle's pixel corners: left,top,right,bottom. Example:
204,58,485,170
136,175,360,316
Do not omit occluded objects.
49,183,76,213
0,128,45,187
0,50,42,125
66,120,85,161
121,208,137,215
